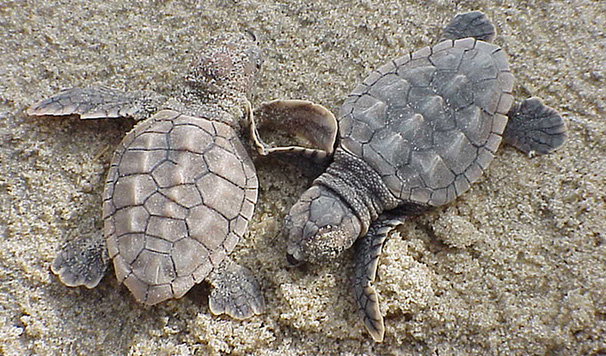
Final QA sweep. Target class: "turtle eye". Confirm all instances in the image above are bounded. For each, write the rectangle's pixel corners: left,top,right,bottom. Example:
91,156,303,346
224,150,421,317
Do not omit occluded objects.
244,29,257,43
255,56,263,70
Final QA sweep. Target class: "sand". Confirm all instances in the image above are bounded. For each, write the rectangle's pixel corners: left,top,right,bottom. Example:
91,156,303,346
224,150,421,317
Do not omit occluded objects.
1,0,605,355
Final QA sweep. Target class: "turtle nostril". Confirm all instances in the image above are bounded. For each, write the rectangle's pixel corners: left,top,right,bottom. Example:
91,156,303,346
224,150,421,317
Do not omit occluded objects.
286,253,301,266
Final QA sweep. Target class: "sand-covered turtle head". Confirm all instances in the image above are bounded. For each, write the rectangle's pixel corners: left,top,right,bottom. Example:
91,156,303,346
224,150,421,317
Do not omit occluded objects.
285,185,362,265
187,31,262,97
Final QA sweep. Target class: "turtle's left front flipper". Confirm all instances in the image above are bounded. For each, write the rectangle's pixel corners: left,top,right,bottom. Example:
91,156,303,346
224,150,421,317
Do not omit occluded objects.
27,86,168,121
503,97,567,156
353,215,404,342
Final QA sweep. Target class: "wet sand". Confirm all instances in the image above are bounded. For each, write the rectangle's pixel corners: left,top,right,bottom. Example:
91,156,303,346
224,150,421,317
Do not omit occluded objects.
1,0,605,355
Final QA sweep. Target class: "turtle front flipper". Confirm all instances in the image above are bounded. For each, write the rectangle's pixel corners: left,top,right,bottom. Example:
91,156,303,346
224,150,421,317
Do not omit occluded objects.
353,216,404,342
251,100,338,165
51,231,109,289
440,11,496,42
207,257,265,319
27,86,168,121
503,97,567,156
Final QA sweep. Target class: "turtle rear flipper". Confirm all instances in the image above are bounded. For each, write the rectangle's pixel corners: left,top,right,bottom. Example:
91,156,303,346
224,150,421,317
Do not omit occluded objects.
440,11,496,42
503,97,567,156
51,231,109,289
27,86,168,121
207,257,265,319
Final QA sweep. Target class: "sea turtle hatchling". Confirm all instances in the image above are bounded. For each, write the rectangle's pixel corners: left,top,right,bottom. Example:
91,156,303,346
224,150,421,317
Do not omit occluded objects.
253,12,567,341
27,32,265,319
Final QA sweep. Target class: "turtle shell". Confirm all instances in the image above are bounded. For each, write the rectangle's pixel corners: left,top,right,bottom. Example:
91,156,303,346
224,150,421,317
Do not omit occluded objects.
102,110,258,305
339,38,515,207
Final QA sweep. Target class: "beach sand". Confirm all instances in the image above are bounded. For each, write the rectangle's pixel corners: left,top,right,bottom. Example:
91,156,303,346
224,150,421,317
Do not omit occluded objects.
1,0,604,355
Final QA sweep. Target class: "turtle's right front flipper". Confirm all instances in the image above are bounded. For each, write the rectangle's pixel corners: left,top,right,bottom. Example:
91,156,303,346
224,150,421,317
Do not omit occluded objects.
251,100,338,165
27,86,168,121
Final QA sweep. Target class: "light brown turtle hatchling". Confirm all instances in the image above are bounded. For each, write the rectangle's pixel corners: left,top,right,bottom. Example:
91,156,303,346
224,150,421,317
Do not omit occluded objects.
28,32,265,319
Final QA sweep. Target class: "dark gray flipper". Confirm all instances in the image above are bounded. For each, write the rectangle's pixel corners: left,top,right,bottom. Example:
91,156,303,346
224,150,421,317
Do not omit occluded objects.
51,231,109,289
503,97,567,155
440,11,496,42
353,216,404,342
208,257,265,319
27,86,168,121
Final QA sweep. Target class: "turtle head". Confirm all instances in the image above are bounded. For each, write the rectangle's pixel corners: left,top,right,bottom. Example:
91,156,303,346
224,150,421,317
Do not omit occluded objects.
188,31,263,97
285,185,362,265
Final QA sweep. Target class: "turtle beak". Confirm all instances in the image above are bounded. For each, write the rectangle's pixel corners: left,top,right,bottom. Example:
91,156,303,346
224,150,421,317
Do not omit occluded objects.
286,244,306,267
286,253,302,266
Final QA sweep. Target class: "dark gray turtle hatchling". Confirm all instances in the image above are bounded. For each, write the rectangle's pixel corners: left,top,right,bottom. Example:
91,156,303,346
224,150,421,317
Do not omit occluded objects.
255,12,567,341
27,33,265,318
